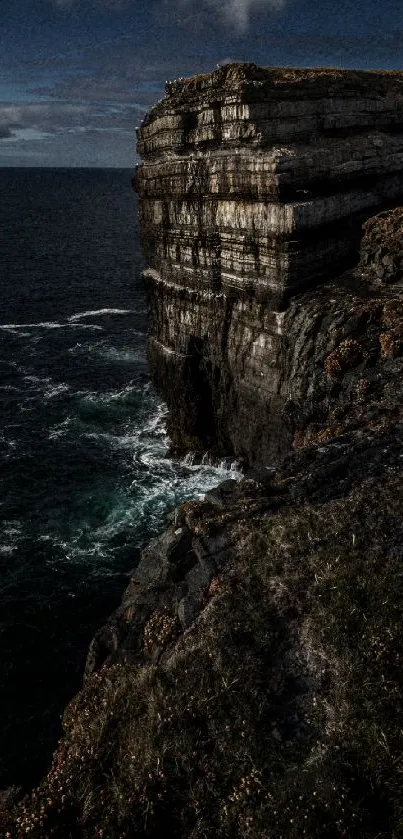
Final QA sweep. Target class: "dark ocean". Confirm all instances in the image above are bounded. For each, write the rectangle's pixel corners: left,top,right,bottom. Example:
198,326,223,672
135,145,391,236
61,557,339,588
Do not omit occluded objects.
0,168,238,791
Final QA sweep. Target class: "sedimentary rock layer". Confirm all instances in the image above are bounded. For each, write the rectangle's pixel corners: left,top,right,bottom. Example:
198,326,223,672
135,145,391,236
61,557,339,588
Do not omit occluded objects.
3,209,403,839
135,62,403,300
134,63,403,463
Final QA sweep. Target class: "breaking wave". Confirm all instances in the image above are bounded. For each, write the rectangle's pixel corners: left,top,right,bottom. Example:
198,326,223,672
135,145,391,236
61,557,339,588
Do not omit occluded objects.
68,308,133,322
0,167,241,791
0,321,103,332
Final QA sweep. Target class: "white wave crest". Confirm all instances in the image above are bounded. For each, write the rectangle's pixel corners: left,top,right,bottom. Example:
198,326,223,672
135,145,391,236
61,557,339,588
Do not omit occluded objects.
0,544,16,556
0,325,32,337
0,431,17,452
96,346,146,364
0,321,103,333
23,374,70,400
48,417,74,439
78,383,139,404
68,308,133,322
36,388,242,572
0,520,23,556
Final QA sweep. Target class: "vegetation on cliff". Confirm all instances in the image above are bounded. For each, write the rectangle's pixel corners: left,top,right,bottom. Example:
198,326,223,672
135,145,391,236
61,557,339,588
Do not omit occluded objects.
1,207,403,839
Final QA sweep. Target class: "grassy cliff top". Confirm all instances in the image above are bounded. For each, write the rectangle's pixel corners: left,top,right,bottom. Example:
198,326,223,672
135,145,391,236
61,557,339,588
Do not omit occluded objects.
137,61,403,126
167,61,403,94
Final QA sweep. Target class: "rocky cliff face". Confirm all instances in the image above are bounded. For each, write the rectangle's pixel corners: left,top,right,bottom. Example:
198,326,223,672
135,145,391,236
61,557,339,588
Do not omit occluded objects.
2,66,403,839
134,62,403,464
2,210,403,837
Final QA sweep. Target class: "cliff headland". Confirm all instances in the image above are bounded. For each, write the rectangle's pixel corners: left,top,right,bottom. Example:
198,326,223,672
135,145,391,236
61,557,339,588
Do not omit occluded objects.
1,63,403,838
134,62,403,465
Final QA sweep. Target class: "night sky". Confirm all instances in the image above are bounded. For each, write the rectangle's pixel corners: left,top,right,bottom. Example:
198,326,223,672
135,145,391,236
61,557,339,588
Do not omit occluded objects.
0,0,402,167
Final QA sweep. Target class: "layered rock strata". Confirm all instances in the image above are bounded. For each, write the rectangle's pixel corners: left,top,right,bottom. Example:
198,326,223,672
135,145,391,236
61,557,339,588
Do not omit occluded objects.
2,209,403,838
134,62,403,464
2,69,403,839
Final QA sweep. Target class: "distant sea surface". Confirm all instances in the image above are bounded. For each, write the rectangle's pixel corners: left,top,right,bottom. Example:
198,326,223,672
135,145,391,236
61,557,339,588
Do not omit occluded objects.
0,168,238,789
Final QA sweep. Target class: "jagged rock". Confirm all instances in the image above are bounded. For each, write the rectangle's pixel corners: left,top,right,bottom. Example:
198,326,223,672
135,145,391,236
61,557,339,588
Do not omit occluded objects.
134,62,403,465
4,400,403,838
177,562,211,629
204,478,241,508
359,206,403,283
165,527,192,561
2,66,403,839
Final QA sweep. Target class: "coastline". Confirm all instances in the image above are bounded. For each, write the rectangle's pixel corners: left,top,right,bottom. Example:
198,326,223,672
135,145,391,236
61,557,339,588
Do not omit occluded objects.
2,64,403,837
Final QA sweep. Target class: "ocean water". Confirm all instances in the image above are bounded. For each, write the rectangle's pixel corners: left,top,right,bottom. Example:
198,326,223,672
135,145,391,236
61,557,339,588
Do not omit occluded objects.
0,168,239,790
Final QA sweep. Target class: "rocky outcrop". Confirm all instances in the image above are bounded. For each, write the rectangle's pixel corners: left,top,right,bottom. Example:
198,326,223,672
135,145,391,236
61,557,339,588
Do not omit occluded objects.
2,67,403,839
134,62,403,464
2,204,403,839
359,205,403,283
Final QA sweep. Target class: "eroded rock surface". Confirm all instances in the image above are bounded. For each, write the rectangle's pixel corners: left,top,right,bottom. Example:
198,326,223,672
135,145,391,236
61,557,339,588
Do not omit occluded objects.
2,67,403,839
2,207,403,839
134,62,403,463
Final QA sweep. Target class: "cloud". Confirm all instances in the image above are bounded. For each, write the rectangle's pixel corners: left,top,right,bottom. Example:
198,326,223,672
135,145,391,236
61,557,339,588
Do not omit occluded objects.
0,102,92,143
0,97,138,165
212,0,285,31
0,126,14,139
47,0,134,8
0,97,140,164
0,102,89,125
46,0,284,31
175,0,285,32
31,73,156,109
26,43,206,112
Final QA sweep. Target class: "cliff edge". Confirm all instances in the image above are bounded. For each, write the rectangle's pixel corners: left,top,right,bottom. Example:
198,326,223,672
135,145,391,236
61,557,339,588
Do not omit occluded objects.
134,61,403,464
1,64,403,839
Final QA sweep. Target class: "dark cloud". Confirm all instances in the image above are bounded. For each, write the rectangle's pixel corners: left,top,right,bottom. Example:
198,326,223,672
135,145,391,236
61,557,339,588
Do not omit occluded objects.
0,102,91,134
32,74,149,106
2,0,402,166
0,126,14,139
26,42,211,117
0,119,136,167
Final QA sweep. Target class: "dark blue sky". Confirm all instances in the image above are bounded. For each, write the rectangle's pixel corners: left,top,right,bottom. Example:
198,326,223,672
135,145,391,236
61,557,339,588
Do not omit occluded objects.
0,0,402,166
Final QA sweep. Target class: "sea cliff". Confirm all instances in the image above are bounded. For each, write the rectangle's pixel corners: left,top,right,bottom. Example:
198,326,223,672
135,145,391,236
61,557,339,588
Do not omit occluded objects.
1,63,403,839
134,62,403,464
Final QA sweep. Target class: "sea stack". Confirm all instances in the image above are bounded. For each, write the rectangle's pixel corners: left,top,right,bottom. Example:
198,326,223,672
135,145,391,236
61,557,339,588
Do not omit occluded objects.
134,63,403,464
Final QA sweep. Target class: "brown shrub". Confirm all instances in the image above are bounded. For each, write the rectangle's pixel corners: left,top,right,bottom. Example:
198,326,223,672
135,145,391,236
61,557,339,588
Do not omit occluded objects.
143,609,181,657
379,330,403,358
324,339,364,378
